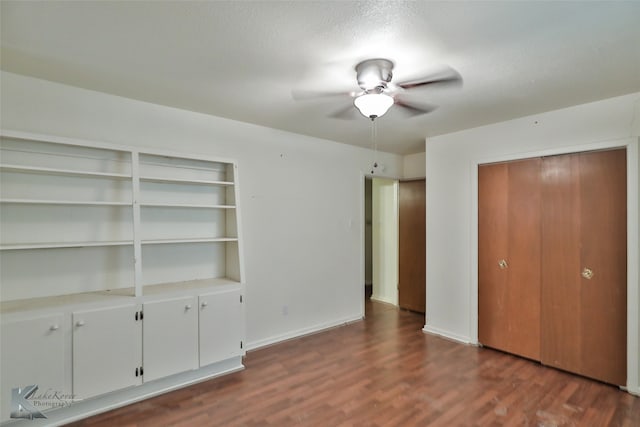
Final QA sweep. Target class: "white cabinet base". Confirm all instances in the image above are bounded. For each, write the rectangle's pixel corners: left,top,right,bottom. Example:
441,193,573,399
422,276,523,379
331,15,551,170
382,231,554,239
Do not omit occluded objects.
72,304,142,400
142,296,198,382
1,357,243,427
0,314,69,422
199,289,243,366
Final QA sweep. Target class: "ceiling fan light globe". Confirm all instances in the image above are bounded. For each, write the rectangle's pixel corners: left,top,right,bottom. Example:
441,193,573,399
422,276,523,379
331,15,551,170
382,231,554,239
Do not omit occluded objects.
354,93,394,119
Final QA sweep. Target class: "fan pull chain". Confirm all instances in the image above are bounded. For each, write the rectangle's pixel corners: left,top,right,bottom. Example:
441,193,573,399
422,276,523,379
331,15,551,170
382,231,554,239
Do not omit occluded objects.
371,118,378,174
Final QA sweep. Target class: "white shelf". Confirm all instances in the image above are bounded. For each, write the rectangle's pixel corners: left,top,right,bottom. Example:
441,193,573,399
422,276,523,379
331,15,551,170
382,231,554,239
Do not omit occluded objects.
0,279,240,315
0,163,131,179
141,237,238,245
140,203,235,209
0,288,135,315
142,278,241,296
0,199,131,206
0,240,134,251
139,175,233,186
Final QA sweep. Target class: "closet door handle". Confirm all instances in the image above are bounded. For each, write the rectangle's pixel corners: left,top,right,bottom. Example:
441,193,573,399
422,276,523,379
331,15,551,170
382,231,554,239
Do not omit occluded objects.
581,267,594,280
498,259,508,269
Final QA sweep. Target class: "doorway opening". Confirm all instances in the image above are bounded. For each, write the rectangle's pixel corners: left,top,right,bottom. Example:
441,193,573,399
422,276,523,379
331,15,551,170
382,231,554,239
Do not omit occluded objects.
364,177,399,315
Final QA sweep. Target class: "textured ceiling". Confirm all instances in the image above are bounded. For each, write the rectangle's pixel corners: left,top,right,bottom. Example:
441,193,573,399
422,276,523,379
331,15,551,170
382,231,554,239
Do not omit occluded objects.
2,1,639,154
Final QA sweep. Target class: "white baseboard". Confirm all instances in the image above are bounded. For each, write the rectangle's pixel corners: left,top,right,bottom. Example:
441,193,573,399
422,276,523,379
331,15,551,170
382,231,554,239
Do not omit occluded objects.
2,357,244,426
246,314,363,351
625,384,640,396
422,324,475,345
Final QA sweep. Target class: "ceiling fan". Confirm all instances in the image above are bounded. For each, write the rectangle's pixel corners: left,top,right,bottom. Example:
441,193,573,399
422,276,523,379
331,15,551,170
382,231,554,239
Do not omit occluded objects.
292,58,462,120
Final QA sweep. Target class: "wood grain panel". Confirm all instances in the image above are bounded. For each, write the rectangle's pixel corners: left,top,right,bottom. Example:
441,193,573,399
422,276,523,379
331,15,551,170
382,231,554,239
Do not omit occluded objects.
542,149,627,386
505,158,541,360
69,301,640,427
578,149,627,385
541,153,583,374
478,162,509,350
479,158,541,359
398,179,426,313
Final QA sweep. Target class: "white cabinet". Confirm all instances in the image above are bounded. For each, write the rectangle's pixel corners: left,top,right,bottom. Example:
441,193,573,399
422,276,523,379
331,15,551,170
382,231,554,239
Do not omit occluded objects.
142,296,198,382
72,304,142,399
0,314,69,421
0,130,245,420
199,289,244,367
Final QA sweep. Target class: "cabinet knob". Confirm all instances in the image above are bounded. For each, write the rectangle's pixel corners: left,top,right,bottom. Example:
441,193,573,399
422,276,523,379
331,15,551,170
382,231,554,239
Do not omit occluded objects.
581,267,594,280
201,301,208,308
49,325,59,331
75,320,85,327
185,304,192,310
498,259,508,269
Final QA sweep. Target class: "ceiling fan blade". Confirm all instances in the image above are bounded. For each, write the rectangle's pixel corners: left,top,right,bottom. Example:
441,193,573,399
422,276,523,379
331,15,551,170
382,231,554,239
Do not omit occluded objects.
395,99,438,117
328,103,359,120
291,89,357,101
396,67,462,90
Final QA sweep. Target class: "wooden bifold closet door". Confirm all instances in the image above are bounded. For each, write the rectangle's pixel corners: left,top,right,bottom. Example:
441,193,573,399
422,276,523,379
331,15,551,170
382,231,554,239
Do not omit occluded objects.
478,158,541,361
541,149,627,386
478,148,627,386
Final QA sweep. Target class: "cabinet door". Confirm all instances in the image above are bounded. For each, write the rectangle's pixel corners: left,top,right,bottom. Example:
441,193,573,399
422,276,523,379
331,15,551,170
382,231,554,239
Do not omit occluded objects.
541,149,627,385
1,314,68,421
73,304,142,399
199,289,243,367
143,296,198,382
478,158,541,360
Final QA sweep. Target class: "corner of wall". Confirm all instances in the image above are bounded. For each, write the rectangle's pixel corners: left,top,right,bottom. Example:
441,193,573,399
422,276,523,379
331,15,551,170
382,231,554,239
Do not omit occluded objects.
631,96,640,137
402,151,426,179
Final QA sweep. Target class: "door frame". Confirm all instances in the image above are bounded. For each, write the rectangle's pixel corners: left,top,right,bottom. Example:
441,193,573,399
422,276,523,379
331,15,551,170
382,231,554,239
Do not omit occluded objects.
360,172,401,316
470,137,639,393
370,177,399,306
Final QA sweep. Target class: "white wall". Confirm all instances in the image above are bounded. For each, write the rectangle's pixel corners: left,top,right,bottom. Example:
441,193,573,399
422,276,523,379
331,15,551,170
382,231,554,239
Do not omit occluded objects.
403,152,426,179
0,71,405,349
371,177,399,305
424,92,640,393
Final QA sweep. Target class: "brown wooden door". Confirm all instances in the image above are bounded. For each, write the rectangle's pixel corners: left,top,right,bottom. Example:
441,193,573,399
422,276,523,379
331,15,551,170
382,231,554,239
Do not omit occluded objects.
398,179,426,313
478,158,541,360
541,149,627,385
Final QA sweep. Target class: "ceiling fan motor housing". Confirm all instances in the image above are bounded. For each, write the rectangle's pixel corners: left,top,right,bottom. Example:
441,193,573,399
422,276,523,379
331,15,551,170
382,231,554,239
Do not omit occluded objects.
355,58,394,91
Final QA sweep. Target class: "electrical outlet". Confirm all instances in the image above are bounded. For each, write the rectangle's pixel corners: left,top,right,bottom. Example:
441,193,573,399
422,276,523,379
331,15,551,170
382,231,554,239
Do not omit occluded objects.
282,305,288,316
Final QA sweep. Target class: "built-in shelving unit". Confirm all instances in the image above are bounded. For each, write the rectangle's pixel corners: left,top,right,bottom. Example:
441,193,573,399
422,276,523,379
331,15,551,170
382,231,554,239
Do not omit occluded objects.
0,130,246,423
0,130,244,306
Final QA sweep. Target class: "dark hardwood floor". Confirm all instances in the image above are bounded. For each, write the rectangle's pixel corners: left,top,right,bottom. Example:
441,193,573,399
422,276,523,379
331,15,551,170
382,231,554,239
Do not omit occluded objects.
69,300,639,426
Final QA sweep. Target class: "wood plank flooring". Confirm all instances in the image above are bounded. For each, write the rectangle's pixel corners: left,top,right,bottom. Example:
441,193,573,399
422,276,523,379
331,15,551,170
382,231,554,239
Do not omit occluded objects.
69,300,639,426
